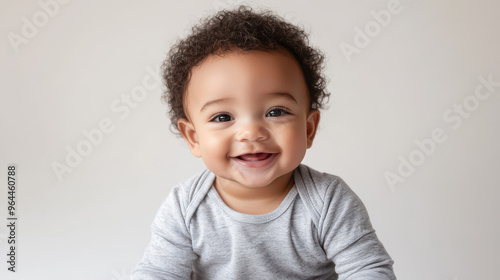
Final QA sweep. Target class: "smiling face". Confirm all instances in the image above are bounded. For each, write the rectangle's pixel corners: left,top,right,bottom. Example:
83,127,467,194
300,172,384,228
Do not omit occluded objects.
177,49,320,191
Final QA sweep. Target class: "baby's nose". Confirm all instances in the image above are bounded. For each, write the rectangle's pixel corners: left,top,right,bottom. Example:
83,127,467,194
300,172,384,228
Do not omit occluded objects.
235,121,269,142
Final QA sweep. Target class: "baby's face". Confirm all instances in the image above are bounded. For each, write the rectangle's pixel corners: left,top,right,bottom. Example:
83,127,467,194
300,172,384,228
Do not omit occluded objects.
178,49,320,189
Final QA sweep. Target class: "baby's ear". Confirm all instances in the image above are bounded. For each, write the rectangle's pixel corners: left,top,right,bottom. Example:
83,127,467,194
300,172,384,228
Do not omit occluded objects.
306,109,320,149
177,118,201,157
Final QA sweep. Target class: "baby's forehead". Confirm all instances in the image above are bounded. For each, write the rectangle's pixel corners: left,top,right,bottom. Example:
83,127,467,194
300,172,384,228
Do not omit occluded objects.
189,49,305,87
185,50,309,102
208,48,297,66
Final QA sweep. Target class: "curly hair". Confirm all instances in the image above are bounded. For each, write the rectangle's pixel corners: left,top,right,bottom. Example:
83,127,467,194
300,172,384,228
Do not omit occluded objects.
161,5,330,135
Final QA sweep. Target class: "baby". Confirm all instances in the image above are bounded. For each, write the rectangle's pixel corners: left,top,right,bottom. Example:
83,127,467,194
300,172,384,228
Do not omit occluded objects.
132,5,396,279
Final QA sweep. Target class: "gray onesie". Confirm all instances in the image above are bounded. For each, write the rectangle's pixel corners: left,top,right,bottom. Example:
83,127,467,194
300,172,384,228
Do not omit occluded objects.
131,164,396,279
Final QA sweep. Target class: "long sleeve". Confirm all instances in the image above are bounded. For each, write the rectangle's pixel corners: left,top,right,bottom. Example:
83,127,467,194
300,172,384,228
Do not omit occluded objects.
319,178,396,280
131,185,197,280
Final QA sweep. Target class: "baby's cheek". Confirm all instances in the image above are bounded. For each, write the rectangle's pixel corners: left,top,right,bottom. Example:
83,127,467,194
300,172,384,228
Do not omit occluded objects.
283,133,306,155
205,134,231,155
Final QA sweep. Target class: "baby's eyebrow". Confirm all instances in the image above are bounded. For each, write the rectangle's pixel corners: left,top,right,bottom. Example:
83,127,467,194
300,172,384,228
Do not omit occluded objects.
200,92,297,112
269,92,297,104
200,97,234,112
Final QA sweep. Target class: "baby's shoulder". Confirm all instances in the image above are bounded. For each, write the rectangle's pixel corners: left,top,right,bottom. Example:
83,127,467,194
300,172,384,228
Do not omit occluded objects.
295,164,350,200
171,169,214,199
295,164,368,230
163,169,215,218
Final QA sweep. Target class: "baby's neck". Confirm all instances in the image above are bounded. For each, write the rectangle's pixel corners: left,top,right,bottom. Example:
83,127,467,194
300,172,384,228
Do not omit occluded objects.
214,173,294,215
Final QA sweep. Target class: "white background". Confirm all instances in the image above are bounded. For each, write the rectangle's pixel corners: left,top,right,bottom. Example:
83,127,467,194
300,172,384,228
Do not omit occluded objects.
1,0,499,279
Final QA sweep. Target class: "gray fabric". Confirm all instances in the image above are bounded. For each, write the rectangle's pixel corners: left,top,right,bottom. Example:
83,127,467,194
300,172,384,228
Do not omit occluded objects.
131,164,396,279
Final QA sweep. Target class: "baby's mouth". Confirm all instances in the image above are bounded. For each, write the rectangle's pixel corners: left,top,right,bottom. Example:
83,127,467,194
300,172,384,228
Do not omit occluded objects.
236,153,273,161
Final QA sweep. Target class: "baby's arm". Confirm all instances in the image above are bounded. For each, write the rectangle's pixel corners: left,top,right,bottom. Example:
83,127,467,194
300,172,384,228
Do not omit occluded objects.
131,185,196,280
320,178,396,280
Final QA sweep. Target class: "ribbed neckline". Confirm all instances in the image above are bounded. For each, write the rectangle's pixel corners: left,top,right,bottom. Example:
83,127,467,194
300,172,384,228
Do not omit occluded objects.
207,181,298,224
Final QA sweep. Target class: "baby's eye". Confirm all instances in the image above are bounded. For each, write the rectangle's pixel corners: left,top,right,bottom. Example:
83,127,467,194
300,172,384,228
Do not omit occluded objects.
210,113,233,122
266,108,290,117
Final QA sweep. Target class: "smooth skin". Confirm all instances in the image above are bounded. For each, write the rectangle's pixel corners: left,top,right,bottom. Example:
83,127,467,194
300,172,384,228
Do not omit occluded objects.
177,49,320,215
